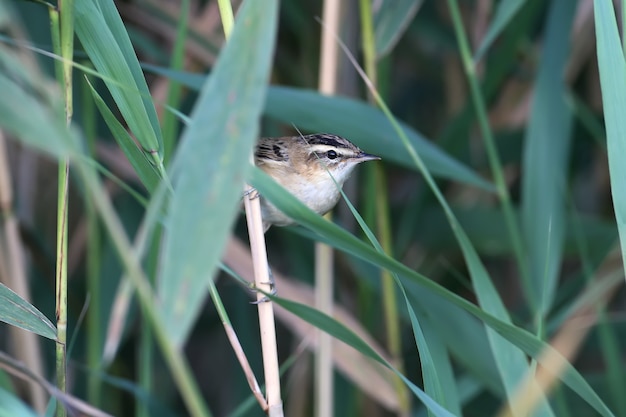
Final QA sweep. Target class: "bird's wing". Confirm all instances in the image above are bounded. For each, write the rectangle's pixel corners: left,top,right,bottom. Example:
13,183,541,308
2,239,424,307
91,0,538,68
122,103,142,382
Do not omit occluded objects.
255,139,289,165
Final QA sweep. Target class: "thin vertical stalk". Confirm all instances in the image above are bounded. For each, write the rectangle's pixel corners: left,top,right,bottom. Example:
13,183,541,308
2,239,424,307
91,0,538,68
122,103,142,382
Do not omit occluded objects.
445,0,529,292
358,1,409,415
54,159,69,417
217,0,235,40
59,0,74,125
51,1,74,414
358,0,376,91
316,1,342,416
243,195,283,416
313,235,333,417
217,1,283,415
374,166,409,411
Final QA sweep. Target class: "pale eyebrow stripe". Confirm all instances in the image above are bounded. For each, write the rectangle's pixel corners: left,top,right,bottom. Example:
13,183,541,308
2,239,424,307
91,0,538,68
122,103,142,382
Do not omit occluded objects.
309,145,358,155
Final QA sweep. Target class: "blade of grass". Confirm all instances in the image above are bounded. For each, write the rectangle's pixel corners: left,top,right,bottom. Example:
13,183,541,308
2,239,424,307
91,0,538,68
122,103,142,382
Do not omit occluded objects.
419,320,461,416
475,0,526,61
74,0,165,175
85,79,161,194
596,312,626,415
374,0,423,58
567,91,606,148
594,0,626,279
332,234,533,401
341,178,449,413
0,283,56,340
594,3,626,411
520,0,575,321
159,0,279,347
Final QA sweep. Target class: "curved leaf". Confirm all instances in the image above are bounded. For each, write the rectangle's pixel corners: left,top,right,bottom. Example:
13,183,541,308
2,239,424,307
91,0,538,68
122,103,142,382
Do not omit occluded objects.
475,0,526,61
520,0,575,315
87,80,161,193
374,0,423,58
0,283,56,340
75,0,164,171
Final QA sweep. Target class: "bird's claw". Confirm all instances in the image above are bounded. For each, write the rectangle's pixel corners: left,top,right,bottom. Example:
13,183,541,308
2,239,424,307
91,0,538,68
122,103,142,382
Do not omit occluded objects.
249,267,276,304
243,187,260,200
250,281,277,304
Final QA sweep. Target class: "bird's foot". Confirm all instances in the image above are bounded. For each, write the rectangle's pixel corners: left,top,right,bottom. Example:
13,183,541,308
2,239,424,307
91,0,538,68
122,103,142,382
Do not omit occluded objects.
249,268,276,304
243,187,260,200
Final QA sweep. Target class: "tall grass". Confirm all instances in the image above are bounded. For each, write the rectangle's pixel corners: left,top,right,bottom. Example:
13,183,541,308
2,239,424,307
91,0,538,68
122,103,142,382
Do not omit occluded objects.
0,0,623,416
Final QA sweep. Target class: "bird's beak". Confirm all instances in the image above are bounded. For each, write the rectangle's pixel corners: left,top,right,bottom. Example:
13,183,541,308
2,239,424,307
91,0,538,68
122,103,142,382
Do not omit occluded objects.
356,151,381,162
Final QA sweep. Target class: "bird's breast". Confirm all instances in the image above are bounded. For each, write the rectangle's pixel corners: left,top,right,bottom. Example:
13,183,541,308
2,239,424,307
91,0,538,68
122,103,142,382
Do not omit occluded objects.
292,177,342,215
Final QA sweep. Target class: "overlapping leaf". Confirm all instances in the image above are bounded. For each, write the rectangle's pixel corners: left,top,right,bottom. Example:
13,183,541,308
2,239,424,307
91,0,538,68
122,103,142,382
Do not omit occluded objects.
158,0,279,346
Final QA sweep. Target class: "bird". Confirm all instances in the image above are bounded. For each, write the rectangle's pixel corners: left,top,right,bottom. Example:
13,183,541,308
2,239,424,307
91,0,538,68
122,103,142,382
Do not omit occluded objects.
253,133,380,232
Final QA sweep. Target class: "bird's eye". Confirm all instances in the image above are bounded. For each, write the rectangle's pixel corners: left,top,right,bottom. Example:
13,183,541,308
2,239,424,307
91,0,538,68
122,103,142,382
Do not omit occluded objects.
326,150,338,159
